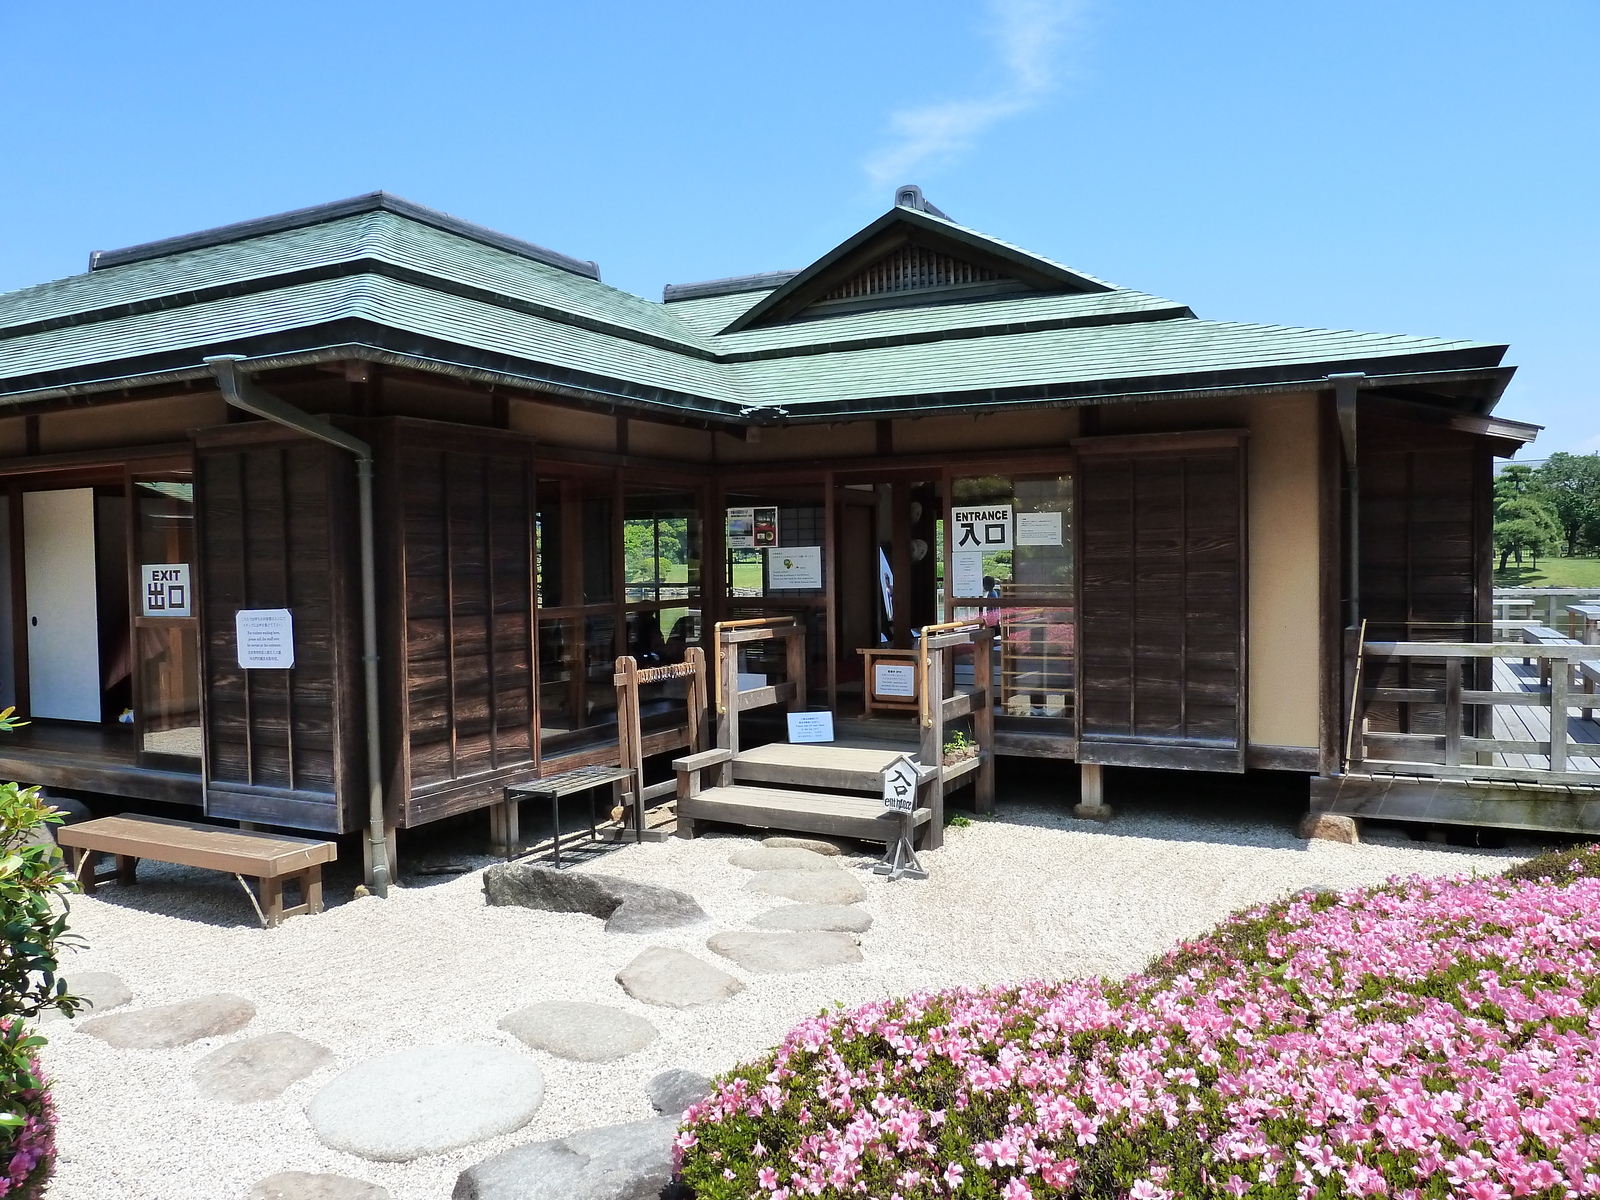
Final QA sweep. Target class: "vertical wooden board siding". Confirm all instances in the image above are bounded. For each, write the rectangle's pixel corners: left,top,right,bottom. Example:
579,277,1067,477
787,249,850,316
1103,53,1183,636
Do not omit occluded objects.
1077,444,1245,767
197,439,356,830
398,437,536,802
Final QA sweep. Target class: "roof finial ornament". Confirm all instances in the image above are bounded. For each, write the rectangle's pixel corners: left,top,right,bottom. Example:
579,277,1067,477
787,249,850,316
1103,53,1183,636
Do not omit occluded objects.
894,184,951,220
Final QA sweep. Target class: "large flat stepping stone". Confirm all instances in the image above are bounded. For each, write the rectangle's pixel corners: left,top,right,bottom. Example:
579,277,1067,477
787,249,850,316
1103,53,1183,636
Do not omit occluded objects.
499,1001,657,1062
707,930,862,974
80,993,254,1049
194,1031,332,1103
309,1045,543,1162
752,903,873,933
763,835,842,856
648,1068,712,1116
744,868,867,906
42,970,132,1022
615,947,743,1009
483,864,705,933
250,1172,392,1200
727,845,836,872
453,1115,679,1200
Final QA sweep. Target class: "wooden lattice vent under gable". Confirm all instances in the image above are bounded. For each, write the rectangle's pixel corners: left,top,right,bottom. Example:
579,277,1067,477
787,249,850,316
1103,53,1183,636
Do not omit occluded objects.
824,244,1009,301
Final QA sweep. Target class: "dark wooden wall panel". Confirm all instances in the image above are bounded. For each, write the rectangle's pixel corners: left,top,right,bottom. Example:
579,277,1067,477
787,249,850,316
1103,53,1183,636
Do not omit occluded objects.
1077,440,1246,770
196,435,359,832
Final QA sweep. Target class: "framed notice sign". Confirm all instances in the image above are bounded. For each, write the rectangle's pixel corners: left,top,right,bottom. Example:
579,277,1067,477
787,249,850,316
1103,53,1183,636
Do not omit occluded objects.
236,609,295,669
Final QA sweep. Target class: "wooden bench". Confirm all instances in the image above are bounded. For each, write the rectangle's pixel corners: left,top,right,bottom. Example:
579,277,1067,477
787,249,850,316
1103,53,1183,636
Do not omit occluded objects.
58,814,337,927
1522,625,1582,685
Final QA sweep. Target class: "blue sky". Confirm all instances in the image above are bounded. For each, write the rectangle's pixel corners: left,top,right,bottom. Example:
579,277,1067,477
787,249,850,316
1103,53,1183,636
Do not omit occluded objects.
1,1,1594,454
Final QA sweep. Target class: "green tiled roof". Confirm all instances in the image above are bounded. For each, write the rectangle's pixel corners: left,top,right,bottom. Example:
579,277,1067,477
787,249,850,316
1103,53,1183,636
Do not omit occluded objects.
0,193,1511,422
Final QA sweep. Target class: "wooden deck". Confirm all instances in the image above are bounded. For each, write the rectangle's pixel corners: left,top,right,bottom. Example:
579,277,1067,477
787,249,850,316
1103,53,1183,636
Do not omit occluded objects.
677,784,931,844
0,721,202,806
1491,657,1600,772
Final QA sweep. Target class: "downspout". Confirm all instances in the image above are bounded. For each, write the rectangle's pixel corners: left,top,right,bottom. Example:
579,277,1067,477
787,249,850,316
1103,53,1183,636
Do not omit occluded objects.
204,355,391,898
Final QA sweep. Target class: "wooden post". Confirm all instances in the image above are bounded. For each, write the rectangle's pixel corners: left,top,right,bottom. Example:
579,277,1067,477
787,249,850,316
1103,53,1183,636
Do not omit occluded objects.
1444,656,1463,768
685,646,707,753
615,655,645,831
973,627,996,814
717,630,740,786
488,798,520,858
1550,654,1569,774
919,643,946,849
1074,762,1110,819
785,625,807,712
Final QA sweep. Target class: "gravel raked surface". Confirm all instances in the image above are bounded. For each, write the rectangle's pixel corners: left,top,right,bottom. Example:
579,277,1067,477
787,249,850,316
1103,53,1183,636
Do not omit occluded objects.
39,799,1536,1200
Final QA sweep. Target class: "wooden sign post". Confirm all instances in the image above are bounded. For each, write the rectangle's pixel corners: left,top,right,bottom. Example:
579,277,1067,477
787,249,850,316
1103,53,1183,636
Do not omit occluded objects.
874,754,927,881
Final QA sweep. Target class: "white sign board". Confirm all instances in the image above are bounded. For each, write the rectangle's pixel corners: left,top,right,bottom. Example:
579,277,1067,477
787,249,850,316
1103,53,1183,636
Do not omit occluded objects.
725,506,755,549
142,563,191,617
874,662,917,698
787,710,835,743
881,754,919,812
236,608,295,669
951,504,1012,551
951,550,985,598
767,545,822,589
1016,510,1063,547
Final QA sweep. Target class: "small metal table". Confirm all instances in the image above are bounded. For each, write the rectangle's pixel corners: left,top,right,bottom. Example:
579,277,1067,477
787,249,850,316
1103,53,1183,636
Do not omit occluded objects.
504,765,634,868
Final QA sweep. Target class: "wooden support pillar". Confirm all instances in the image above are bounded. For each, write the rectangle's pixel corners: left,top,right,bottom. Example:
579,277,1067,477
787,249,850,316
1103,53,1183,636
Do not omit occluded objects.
489,797,520,858
1074,762,1113,821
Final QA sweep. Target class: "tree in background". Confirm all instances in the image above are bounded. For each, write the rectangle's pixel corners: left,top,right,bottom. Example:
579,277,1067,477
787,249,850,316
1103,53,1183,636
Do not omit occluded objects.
1494,463,1562,570
1533,452,1600,556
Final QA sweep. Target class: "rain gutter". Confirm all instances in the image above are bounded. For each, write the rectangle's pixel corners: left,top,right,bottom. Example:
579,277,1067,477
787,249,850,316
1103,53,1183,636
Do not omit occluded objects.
204,355,390,898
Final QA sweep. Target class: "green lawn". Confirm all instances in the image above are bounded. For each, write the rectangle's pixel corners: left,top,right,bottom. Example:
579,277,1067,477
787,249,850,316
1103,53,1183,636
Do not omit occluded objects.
1494,555,1600,588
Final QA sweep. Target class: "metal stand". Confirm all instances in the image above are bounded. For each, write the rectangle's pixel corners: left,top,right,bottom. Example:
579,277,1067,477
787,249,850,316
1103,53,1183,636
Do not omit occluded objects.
873,813,928,881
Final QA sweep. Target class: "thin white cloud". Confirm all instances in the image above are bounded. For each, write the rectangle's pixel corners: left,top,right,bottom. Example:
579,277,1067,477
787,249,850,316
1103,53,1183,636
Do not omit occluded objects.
865,0,1082,191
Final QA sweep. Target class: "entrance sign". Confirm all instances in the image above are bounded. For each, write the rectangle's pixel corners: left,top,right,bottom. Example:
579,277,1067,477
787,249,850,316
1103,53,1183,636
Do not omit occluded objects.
874,662,916,698
141,564,191,617
951,505,1013,550
767,545,822,589
881,754,918,812
236,609,295,669
951,550,984,597
1016,511,1063,547
787,710,835,743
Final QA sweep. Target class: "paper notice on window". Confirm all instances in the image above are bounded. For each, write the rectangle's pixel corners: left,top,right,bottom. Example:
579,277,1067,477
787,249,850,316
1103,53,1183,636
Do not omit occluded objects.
142,564,191,616
767,545,822,589
1016,510,1063,547
726,507,755,549
787,711,835,743
236,608,295,669
874,663,917,698
951,504,1012,551
951,550,985,597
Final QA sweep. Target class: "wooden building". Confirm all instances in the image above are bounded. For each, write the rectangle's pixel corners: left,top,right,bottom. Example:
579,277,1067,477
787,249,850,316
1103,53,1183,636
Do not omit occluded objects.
0,187,1549,883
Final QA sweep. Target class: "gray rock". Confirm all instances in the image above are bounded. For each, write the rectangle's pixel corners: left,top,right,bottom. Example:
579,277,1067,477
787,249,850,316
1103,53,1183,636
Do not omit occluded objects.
453,1115,684,1200
763,835,842,856
483,864,706,933
1299,813,1359,844
80,993,255,1049
648,1069,712,1116
499,1001,657,1063
727,846,836,872
707,930,863,974
41,970,133,1022
743,868,867,906
249,1172,392,1200
308,1045,544,1162
751,904,873,933
615,947,744,1009
193,1031,332,1103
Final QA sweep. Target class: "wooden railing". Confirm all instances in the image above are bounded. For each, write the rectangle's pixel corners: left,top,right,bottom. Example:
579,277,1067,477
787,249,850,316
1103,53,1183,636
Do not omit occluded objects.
917,621,996,814
611,648,709,835
1350,639,1600,785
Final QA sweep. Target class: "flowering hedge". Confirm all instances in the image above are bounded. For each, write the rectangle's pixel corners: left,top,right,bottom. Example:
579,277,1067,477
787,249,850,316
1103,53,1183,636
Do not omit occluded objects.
0,1025,52,1199
677,855,1600,1199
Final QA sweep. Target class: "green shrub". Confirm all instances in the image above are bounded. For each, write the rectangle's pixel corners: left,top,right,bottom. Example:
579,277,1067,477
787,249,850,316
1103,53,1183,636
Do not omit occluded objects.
1501,840,1600,886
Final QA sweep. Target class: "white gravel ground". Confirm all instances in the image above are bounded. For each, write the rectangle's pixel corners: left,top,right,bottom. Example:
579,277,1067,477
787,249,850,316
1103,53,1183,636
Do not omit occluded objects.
39,797,1537,1200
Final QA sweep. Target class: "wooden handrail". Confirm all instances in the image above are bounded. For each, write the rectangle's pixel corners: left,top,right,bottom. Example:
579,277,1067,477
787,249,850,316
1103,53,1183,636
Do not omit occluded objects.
917,621,986,728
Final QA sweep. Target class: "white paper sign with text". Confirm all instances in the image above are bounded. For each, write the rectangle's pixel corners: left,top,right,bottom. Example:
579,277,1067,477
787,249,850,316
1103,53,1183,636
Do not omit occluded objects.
951,550,985,597
787,711,835,743
1016,510,1063,547
874,663,917,698
951,505,1013,551
767,545,822,589
236,609,295,669
142,564,191,617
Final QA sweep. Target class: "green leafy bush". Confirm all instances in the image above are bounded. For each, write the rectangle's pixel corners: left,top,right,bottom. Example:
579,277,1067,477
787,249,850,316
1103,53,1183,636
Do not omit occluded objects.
0,781,82,1196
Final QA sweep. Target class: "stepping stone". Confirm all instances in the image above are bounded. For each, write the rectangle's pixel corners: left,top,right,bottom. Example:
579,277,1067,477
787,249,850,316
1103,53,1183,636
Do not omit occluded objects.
499,1001,657,1063
483,864,705,933
763,835,842,856
249,1172,392,1200
752,903,873,933
744,868,866,906
308,1045,543,1162
615,947,743,1009
80,994,255,1049
453,1115,679,1200
727,846,836,872
41,971,132,1022
707,931,862,974
648,1068,712,1116
194,1032,333,1103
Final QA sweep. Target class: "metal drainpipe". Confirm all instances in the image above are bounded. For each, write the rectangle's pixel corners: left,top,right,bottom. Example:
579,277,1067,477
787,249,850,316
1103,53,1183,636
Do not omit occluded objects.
204,355,391,898
1329,372,1365,628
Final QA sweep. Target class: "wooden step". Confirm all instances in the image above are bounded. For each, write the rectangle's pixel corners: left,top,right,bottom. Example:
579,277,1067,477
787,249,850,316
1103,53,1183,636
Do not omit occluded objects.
732,741,924,794
677,784,930,843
